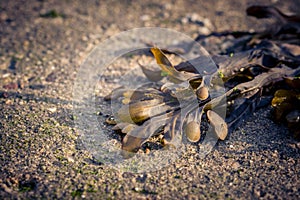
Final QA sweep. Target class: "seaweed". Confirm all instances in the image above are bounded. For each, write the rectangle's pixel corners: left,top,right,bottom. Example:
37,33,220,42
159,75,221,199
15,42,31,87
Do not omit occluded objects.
105,5,300,156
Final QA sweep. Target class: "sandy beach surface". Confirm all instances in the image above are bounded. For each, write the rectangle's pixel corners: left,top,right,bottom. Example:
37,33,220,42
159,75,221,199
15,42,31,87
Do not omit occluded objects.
0,0,299,199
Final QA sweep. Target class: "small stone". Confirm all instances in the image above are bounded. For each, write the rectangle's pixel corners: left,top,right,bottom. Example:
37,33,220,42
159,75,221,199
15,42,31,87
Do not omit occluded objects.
5,99,13,105
105,116,117,125
82,35,88,41
0,12,8,21
3,82,18,90
2,73,10,78
181,17,189,24
164,3,172,10
231,161,240,170
25,174,30,180
145,148,150,154
198,26,211,35
202,18,214,30
140,15,151,21
23,40,30,49
67,156,75,163
47,107,57,113
131,178,136,184
189,13,201,22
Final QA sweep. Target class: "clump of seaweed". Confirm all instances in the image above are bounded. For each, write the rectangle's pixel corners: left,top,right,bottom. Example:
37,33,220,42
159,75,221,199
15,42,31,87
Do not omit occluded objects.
105,5,300,157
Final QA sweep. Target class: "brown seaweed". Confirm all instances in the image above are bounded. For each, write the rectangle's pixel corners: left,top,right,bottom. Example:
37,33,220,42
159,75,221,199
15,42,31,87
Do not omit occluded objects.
105,5,300,157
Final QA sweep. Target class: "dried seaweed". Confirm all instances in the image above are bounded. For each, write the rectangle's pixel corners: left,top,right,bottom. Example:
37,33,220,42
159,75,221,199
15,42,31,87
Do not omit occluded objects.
105,5,300,157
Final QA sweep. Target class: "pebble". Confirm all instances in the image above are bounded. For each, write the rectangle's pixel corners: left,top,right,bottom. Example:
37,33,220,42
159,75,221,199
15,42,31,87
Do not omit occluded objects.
231,161,241,170
25,173,30,180
67,156,75,163
2,73,10,78
19,100,24,105
3,82,18,90
181,13,214,30
164,3,172,10
47,107,57,113
140,15,151,21
0,12,8,21
145,148,150,154
5,99,13,105
81,35,88,42
181,17,189,24
23,40,29,49
131,178,136,184
198,26,211,35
